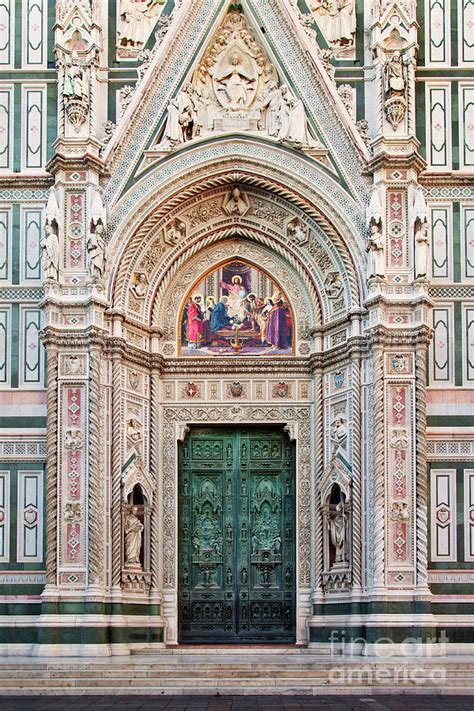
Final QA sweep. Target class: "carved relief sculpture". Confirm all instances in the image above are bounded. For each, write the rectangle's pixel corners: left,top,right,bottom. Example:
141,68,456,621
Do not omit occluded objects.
308,0,356,54
117,0,165,58
153,10,321,153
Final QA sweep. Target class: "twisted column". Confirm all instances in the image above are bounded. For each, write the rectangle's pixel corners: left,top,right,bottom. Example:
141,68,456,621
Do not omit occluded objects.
87,345,104,586
371,346,386,591
313,370,324,593
150,370,160,590
45,346,58,587
351,353,362,589
415,344,429,590
111,354,123,587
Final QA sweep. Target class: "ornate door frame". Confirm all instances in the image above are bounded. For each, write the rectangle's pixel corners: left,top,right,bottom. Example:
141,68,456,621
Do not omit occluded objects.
158,404,313,646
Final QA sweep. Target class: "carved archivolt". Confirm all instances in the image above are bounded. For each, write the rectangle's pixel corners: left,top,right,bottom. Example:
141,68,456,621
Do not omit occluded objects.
110,183,361,335
105,151,366,311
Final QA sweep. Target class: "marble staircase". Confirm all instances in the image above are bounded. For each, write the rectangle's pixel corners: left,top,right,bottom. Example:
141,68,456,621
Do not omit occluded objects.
0,650,473,695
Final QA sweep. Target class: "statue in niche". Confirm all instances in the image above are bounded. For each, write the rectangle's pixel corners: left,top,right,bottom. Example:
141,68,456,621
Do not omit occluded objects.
366,187,385,280
328,502,348,564
383,51,408,131
41,223,60,281
63,52,88,100
330,416,347,451
366,223,385,279
124,506,143,566
383,51,407,98
308,0,356,49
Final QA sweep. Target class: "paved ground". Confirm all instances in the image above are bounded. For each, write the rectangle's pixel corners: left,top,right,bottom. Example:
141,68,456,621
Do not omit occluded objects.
0,696,473,710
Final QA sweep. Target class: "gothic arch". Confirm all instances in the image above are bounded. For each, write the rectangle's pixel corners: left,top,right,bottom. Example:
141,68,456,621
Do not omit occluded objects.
104,141,368,316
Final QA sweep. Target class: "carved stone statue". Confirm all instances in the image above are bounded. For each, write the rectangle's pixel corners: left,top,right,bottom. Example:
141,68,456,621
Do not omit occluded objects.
366,223,385,279
41,223,60,281
278,86,318,148
124,506,144,566
63,52,88,100
87,223,106,280
383,51,408,130
328,502,348,564
415,221,430,279
213,50,257,110
117,0,164,51
160,84,195,147
308,0,356,49
383,51,407,97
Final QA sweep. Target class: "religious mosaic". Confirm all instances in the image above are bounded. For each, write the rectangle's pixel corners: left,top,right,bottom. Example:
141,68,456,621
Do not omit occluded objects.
180,260,294,356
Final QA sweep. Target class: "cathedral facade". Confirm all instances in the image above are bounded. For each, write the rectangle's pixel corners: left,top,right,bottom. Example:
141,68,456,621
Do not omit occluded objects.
0,0,473,656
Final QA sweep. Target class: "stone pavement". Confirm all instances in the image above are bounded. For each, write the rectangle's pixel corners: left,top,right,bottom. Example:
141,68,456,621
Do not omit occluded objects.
0,696,473,710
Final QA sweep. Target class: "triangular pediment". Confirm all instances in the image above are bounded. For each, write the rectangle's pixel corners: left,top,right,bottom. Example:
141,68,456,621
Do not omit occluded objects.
103,0,370,206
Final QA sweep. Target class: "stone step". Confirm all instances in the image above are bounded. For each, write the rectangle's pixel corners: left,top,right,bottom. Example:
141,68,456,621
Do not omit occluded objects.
0,655,472,695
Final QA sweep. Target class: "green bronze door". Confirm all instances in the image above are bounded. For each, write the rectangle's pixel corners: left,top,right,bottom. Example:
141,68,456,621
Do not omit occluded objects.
178,426,296,644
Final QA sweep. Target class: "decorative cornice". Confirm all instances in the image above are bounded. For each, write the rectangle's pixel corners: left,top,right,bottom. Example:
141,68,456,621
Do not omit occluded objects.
366,324,433,348
47,152,109,177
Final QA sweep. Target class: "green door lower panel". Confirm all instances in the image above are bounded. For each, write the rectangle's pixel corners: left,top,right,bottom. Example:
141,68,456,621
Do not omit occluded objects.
178,426,296,644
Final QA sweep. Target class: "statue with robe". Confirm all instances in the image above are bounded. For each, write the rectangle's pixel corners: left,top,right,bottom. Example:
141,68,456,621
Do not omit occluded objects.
87,223,106,280
213,51,256,109
367,223,385,279
415,221,430,279
41,223,60,281
328,502,347,564
124,506,143,566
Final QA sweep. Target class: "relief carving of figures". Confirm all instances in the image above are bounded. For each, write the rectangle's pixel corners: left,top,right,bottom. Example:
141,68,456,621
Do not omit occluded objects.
124,506,143,566
308,0,356,52
164,218,186,246
330,416,347,452
223,187,251,216
117,0,165,56
153,10,320,152
383,51,408,131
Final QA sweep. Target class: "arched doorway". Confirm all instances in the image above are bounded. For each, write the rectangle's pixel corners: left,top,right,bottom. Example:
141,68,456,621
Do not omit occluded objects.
178,425,296,644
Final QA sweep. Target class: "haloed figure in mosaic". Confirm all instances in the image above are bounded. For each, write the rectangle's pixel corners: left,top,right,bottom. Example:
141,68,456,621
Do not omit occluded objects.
180,260,294,356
